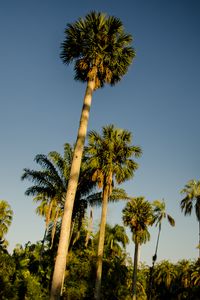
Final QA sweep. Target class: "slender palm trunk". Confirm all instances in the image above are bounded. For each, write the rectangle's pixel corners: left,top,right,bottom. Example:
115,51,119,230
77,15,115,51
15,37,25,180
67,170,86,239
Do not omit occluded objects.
132,242,139,300
94,184,110,300
85,208,93,248
148,225,161,300
50,79,95,300
137,244,141,265
41,200,53,256
154,224,161,263
40,227,47,258
50,209,60,249
199,221,200,258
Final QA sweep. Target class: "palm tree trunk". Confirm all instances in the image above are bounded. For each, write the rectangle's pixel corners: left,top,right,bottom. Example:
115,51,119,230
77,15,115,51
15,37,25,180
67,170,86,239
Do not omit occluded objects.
85,208,93,248
148,225,161,300
50,79,95,300
40,227,47,258
137,244,140,265
40,200,53,256
132,242,139,300
199,220,200,258
154,224,161,264
50,209,59,249
94,184,110,300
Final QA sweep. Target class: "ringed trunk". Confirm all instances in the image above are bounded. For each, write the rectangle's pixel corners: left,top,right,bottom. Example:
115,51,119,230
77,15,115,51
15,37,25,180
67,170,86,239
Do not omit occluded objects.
94,184,110,300
50,79,95,300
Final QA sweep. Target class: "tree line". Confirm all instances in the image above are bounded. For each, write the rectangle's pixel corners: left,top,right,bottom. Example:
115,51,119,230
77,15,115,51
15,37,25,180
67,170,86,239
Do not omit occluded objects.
0,204,200,299
0,134,199,299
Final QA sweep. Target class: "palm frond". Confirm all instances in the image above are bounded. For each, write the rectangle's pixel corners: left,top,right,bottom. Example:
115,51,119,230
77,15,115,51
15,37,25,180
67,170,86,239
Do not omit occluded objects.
167,214,175,227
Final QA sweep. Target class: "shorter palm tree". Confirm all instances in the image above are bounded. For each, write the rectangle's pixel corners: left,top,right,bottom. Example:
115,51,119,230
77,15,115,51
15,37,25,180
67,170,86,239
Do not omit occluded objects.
152,199,175,264
103,224,129,257
86,125,141,299
177,259,192,290
0,200,13,248
21,144,95,249
180,179,200,257
122,197,153,300
153,260,177,298
148,199,175,300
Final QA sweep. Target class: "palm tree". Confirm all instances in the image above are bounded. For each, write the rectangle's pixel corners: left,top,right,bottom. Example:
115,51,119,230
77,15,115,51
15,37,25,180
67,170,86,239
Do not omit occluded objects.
0,200,13,247
86,125,141,299
180,179,200,257
177,259,192,290
22,144,95,249
152,199,175,264
153,260,177,298
122,197,153,300
191,259,200,287
148,200,175,300
103,224,129,257
51,12,135,299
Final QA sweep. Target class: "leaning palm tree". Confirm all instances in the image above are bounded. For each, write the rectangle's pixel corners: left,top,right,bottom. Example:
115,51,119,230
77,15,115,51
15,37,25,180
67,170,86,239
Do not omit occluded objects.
50,11,135,299
152,199,175,265
86,125,141,299
148,199,175,300
180,179,200,257
122,197,153,300
0,200,13,247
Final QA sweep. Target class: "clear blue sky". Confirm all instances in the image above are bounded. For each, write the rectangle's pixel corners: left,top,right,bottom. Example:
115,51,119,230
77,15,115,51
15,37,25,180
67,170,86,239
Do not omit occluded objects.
0,0,199,265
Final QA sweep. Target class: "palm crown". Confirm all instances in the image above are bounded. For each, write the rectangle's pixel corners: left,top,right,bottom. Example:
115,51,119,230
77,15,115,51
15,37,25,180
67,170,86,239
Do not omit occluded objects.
60,11,135,89
85,124,141,189
180,179,200,257
0,200,13,241
123,197,153,244
21,144,96,234
152,200,175,228
180,179,200,221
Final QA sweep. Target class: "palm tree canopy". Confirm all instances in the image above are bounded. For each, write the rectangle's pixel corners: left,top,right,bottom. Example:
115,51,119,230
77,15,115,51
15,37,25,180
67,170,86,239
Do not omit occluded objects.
60,11,135,89
85,187,129,207
180,179,200,221
0,200,13,239
122,197,153,244
21,143,96,222
104,224,129,255
85,124,142,189
154,260,177,289
152,199,175,228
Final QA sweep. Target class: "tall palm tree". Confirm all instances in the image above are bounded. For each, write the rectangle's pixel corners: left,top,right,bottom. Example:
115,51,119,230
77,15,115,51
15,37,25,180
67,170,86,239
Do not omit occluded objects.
152,199,175,265
122,197,153,300
51,11,135,299
86,125,141,299
0,200,13,247
180,179,200,257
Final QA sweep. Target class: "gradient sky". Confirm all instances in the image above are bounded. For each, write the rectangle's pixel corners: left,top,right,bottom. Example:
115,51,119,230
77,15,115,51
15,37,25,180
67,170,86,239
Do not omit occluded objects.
0,0,199,265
